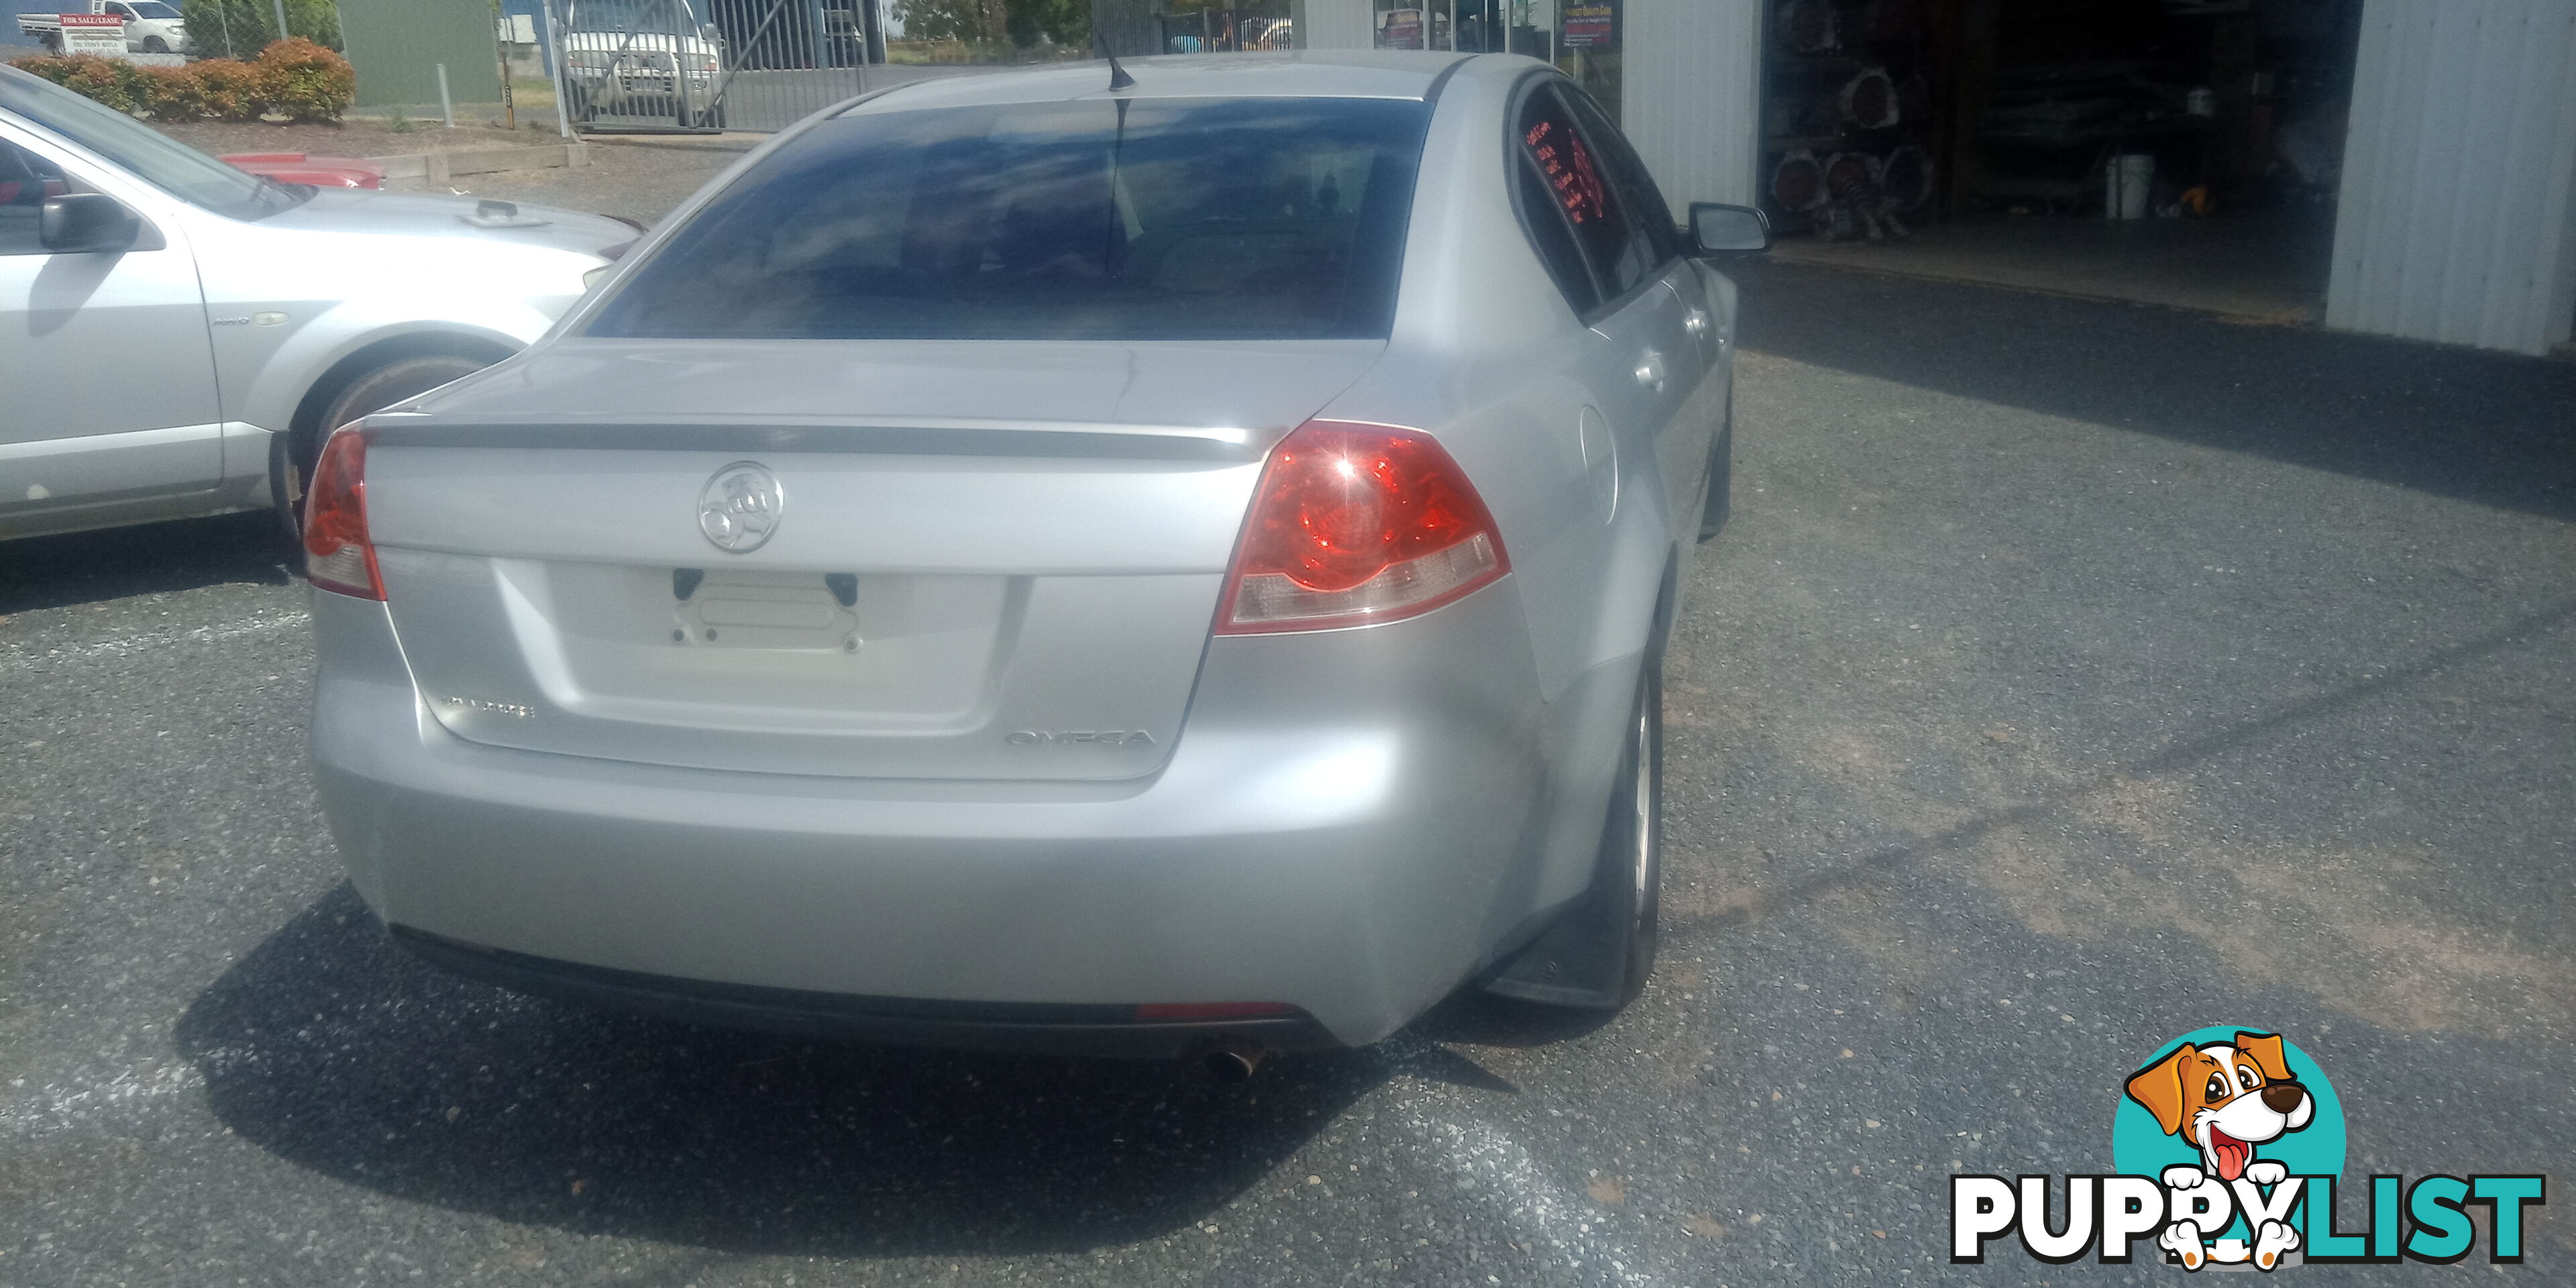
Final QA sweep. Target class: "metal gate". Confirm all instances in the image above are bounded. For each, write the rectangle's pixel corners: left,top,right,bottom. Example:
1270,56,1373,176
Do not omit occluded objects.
547,0,883,133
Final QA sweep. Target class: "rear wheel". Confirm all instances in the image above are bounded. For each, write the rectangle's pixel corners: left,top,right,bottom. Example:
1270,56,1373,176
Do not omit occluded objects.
274,351,495,535
1605,659,1664,1006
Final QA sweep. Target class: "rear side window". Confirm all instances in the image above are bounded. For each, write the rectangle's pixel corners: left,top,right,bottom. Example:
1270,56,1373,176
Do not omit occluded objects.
1512,123,1598,315
590,97,1431,341
1513,83,1652,307
1558,84,1684,268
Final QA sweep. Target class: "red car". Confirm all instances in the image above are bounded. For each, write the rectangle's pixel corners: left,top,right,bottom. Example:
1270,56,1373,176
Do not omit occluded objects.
219,152,384,189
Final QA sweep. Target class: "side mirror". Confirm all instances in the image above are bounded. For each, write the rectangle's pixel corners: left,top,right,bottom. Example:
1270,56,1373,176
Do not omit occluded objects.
40,193,141,254
700,23,722,44
1687,201,1770,256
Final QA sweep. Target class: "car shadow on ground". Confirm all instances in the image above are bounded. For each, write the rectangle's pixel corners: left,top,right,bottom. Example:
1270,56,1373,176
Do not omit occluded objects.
174,883,1543,1257
1728,260,2576,523
0,511,295,615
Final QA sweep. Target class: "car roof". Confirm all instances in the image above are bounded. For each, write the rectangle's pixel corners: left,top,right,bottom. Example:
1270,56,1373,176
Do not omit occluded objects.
837,51,1507,117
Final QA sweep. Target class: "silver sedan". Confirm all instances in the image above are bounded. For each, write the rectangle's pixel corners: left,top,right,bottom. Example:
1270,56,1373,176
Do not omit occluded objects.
0,64,636,541
307,52,1768,1073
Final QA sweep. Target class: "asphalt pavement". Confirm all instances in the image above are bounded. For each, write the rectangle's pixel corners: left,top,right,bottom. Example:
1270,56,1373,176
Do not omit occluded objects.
3,178,2570,1284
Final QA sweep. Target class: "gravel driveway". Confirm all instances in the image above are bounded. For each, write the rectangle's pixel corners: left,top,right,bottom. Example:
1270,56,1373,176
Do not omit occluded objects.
3,178,2568,1284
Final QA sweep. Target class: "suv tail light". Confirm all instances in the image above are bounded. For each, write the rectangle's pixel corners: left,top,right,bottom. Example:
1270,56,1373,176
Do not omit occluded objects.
303,429,384,600
1216,420,1509,634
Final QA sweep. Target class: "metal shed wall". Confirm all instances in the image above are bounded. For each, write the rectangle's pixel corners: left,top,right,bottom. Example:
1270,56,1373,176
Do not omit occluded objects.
1289,0,1377,52
338,0,503,108
2328,0,2576,356
1293,0,1765,214
1620,0,1765,215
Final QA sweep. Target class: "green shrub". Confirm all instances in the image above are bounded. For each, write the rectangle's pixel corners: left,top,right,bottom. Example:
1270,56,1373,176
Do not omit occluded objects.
255,38,355,122
3,39,352,123
60,54,147,114
6,55,152,111
189,57,264,121
1,54,72,87
137,64,211,121
178,0,340,60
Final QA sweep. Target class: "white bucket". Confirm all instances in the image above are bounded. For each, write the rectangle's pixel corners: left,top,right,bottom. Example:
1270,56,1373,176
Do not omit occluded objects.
2107,154,2155,220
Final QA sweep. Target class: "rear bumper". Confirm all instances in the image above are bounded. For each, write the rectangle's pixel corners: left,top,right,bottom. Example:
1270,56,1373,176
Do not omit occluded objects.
393,924,1339,1057
311,586,1557,1049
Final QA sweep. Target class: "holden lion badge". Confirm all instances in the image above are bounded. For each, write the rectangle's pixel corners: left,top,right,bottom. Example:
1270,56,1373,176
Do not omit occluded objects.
698,462,783,553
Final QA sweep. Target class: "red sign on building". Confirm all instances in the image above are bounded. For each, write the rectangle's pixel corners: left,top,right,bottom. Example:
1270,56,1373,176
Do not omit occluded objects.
1562,1,1615,50
1377,7,1424,50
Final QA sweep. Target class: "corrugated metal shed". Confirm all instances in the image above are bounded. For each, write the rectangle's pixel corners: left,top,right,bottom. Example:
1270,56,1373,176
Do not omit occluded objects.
2328,0,2576,356
1290,0,1376,52
339,0,502,107
1620,0,1765,215
1296,0,1766,215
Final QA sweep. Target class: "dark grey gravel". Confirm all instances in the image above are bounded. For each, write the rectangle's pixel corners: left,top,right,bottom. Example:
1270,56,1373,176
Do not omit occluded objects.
3,234,2569,1285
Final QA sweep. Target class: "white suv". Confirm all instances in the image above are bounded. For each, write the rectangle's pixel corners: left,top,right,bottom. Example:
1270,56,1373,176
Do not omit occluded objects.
1,65,637,541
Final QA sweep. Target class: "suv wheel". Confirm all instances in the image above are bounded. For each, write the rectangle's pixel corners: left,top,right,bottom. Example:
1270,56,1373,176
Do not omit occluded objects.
274,352,494,535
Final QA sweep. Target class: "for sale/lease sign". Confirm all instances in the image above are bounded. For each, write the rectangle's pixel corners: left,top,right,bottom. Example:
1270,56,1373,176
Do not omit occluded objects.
59,13,125,56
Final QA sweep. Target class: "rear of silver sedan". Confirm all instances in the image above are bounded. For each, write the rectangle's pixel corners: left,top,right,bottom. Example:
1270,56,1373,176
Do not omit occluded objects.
309,54,1720,1060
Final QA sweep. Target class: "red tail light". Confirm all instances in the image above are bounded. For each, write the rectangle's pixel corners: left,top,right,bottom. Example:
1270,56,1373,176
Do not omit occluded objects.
303,429,384,600
1216,420,1509,634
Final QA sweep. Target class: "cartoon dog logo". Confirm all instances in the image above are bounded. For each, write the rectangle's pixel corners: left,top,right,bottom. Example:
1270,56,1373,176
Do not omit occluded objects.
2125,1030,2316,1269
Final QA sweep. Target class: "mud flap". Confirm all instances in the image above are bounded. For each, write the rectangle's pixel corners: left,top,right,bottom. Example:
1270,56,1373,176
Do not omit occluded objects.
1698,415,1733,543
1481,869,1638,1008
1483,637,1664,1011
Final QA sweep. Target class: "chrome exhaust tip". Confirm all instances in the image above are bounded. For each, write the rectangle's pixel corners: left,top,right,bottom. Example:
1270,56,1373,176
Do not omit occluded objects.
1203,1040,1266,1083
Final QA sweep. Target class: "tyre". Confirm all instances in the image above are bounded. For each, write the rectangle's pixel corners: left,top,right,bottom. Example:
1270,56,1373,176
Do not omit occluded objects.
39,32,60,52
1481,650,1664,1010
1602,657,1664,1007
274,351,495,535
142,36,168,53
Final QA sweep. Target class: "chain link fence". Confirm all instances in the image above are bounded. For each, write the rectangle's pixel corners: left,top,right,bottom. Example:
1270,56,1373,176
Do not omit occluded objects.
549,0,888,133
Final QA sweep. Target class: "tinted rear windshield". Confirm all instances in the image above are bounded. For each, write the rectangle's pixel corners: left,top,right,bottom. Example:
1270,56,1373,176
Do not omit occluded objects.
587,97,1430,341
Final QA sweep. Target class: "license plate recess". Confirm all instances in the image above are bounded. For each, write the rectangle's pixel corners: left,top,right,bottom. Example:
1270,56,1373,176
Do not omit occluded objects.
672,568,863,653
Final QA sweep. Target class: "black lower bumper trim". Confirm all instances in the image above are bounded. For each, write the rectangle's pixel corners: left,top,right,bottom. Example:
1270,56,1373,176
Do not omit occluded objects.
391,925,1341,1059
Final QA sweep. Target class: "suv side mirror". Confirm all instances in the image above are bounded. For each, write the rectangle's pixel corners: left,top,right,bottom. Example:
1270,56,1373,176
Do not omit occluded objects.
1688,201,1770,256
40,193,141,254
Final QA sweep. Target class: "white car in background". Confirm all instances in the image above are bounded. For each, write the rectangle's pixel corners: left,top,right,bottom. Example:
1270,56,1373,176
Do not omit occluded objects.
0,64,638,541
558,21,727,129
17,1,187,55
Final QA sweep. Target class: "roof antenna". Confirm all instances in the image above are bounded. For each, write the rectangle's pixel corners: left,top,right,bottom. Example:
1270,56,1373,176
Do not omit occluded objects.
1095,34,1137,91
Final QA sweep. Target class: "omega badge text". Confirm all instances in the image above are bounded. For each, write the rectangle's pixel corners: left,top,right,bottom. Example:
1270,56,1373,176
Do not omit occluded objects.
436,695,536,719
1007,730,1157,747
